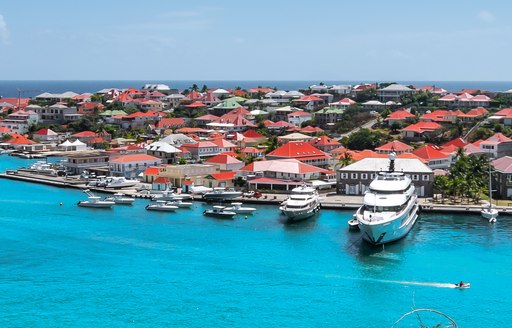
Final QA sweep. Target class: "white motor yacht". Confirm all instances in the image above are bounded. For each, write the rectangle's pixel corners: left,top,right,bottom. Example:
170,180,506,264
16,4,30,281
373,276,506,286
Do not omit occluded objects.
279,185,321,221
203,205,237,218
166,199,193,208
202,188,242,201
104,192,134,205
152,188,193,201
224,202,256,214
105,177,138,189
355,152,419,245
145,201,179,212
77,189,115,208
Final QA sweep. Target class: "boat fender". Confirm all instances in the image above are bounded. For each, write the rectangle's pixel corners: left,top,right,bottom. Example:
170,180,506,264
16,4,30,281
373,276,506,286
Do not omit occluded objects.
60,202,63,206
417,205,422,213
77,201,81,205
145,205,149,209
244,216,248,220
203,210,207,214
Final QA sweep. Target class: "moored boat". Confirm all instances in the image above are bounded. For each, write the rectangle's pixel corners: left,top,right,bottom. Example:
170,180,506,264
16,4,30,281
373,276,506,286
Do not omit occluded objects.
279,185,320,222
224,202,256,214
202,188,242,201
355,152,419,245
203,205,236,218
145,201,179,212
105,177,138,189
104,192,134,205
77,189,115,208
166,199,193,208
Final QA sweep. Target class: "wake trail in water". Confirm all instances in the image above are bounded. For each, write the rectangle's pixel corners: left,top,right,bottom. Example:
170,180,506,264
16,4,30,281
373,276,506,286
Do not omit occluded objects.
324,274,457,288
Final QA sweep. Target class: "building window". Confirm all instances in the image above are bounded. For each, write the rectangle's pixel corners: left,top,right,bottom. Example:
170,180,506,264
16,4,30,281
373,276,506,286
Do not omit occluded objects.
412,174,419,181
361,173,368,180
341,173,348,179
422,175,429,181
351,173,358,179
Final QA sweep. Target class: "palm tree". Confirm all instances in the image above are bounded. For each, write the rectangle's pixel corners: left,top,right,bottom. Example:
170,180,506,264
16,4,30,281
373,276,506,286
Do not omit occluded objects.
264,135,279,154
335,152,354,169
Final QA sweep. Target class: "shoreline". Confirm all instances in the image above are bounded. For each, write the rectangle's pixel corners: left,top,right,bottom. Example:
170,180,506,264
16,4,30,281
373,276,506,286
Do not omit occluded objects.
2,170,511,215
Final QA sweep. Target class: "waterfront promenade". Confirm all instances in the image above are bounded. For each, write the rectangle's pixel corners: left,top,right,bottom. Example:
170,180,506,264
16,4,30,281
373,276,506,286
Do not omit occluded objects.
2,168,510,215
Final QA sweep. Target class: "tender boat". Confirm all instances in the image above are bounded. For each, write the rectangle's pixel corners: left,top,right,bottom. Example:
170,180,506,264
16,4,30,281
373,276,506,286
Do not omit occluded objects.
203,205,237,218
105,177,138,189
481,165,498,223
355,152,419,245
77,189,115,208
166,199,193,208
145,201,179,212
151,188,193,201
348,215,360,231
104,192,134,205
224,202,256,214
279,185,321,222
202,188,242,201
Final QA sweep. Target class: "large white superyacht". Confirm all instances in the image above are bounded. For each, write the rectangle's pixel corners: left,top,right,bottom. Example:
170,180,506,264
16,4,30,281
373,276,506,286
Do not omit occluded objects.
355,152,419,245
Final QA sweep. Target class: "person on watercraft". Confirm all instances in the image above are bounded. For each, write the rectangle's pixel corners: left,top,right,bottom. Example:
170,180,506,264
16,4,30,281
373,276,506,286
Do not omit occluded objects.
457,281,465,287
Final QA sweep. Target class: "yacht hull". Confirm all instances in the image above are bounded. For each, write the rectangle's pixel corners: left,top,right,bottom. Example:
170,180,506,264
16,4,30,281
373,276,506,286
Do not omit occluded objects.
281,204,320,222
358,204,419,245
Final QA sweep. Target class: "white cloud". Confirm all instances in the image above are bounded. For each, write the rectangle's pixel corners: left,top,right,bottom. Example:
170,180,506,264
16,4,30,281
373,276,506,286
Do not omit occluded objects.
478,10,495,23
0,14,10,45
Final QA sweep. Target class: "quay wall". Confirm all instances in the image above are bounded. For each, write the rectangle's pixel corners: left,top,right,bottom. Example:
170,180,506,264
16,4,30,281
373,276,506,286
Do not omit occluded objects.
2,171,512,215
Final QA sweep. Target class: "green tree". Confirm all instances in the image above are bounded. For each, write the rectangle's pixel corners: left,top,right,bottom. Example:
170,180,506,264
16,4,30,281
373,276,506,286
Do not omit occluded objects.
335,152,354,169
343,128,388,150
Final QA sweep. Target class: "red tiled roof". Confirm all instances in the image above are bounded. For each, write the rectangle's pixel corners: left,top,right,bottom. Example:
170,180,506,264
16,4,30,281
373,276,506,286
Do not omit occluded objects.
442,138,468,148
209,171,237,181
242,129,265,139
412,145,448,160
268,141,328,158
7,133,35,145
205,154,242,165
157,117,186,129
375,140,413,152
309,135,341,147
154,177,170,184
402,122,442,133
195,114,219,121
288,110,311,116
143,167,160,175
241,147,263,153
72,131,97,137
185,101,206,108
385,109,415,120
300,126,324,134
211,139,237,148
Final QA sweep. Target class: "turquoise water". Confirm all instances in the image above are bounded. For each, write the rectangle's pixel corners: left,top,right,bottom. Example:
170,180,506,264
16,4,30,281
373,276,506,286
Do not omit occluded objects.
1,156,511,327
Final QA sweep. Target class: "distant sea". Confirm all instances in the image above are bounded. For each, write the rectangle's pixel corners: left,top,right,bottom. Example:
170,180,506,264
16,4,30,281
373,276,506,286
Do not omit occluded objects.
1,80,512,98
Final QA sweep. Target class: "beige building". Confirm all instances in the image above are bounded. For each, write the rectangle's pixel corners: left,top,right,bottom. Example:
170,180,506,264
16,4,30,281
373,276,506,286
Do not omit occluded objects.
159,164,220,186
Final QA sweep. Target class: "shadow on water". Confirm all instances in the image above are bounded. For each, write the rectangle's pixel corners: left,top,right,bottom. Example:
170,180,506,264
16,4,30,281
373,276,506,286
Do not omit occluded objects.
281,216,318,232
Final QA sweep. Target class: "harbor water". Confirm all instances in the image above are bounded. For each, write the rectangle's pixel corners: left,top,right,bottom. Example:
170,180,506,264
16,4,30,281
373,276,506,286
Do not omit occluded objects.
1,156,511,327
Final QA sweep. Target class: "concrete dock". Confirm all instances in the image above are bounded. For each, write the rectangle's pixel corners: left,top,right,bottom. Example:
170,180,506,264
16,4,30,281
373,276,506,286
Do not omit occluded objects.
2,169,512,214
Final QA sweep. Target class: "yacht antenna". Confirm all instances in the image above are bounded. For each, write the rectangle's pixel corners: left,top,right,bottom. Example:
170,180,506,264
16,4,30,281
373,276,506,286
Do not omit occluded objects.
388,147,396,173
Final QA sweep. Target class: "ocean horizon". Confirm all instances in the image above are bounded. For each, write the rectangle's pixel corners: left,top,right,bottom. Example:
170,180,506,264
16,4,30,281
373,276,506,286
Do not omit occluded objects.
1,80,512,98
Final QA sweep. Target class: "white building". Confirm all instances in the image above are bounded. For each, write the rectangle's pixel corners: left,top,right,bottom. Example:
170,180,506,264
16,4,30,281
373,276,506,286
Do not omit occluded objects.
109,154,162,179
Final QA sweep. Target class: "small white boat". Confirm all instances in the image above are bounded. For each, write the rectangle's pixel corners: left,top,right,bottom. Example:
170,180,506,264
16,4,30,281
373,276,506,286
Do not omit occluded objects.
202,188,242,201
166,199,193,208
203,205,236,218
104,192,134,205
224,202,256,214
105,177,138,189
348,215,359,231
77,189,115,208
152,188,193,201
145,201,178,212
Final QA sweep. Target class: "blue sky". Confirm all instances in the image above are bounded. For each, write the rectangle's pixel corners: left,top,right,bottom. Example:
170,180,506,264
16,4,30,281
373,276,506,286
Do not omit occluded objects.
0,0,511,81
